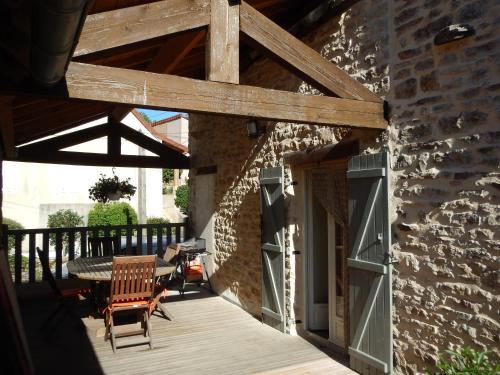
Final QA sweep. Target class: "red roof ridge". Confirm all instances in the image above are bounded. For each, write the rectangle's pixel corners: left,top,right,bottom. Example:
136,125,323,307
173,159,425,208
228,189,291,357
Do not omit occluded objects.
131,109,188,154
151,113,188,127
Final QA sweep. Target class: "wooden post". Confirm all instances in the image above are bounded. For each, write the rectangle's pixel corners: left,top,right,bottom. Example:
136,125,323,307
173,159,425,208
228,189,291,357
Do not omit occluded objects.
207,0,240,84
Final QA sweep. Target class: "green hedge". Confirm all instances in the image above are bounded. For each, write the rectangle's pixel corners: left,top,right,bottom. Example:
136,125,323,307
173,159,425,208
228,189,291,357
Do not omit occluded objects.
146,217,170,235
87,202,138,235
174,184,189,215
3,218,25,253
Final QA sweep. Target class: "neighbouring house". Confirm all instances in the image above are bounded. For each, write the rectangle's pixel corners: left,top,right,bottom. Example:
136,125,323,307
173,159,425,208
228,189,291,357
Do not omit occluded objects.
133,110,189,222
2,110,164,230
188,1,499,374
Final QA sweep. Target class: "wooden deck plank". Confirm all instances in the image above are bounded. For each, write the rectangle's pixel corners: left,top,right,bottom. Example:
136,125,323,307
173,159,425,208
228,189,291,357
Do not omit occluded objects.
17,284,353,375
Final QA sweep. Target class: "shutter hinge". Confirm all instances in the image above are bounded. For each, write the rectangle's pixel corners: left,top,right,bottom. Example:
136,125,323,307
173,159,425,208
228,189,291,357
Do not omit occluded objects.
292,250,301,255
384,252,399,265
287,181,298,187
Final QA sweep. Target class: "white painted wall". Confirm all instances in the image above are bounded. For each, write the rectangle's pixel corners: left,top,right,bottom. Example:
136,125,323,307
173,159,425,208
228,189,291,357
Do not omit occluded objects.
2,112,163,231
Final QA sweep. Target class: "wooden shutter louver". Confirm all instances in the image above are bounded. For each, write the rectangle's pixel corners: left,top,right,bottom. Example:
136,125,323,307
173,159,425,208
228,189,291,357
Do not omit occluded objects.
259,166,286,332
347,152,392,374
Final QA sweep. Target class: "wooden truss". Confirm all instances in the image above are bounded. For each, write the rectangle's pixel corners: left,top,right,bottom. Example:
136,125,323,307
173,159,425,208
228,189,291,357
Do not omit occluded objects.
14,122,189,169
3,0,387,148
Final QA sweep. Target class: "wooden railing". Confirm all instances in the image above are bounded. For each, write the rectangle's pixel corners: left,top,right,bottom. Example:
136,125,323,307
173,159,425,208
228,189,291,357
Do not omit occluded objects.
6,222,188,284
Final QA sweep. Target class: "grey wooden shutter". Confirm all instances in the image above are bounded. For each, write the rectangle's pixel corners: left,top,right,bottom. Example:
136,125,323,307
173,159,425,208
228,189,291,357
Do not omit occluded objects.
347,152,392,375
259,166,286,332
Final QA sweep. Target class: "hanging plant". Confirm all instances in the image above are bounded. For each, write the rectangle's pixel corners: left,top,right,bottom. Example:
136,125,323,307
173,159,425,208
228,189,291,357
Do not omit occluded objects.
88,168,137,203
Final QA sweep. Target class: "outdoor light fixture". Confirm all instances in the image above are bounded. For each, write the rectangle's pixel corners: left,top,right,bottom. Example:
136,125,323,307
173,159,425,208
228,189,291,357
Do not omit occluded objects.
434,24,475,46
246,120,264,138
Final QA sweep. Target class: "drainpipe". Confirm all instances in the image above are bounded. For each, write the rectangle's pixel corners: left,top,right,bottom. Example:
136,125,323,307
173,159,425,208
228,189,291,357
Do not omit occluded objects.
30,0,89,86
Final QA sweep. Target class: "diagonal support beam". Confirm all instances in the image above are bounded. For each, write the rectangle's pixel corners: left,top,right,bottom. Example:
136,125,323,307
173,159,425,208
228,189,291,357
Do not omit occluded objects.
11,62,385,129
240,1,382,102
74,0,210,57
11,122,190,168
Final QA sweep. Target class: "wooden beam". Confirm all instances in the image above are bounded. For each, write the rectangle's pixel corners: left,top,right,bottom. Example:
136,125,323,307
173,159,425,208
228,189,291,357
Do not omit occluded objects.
207,0,239,84
110,30,206,122
239,1,382,102
14,151,188,169
0,97,16,158
74,0,210,57
3,62,386,129
12,122,190,169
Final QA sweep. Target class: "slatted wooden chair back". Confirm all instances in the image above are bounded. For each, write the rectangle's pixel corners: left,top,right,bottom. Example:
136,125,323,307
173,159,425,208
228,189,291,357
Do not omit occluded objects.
109,255,157,304
89,236,120,257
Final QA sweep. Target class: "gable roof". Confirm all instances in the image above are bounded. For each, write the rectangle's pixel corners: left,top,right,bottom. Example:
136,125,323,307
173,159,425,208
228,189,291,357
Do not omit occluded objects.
131,110,188,155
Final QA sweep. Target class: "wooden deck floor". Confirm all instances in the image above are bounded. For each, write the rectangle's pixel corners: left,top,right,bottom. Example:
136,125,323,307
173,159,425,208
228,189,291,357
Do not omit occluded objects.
17,283,354,375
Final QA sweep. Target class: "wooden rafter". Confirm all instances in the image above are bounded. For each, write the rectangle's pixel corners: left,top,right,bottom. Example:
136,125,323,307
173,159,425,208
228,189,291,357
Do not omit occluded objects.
3,62,386,129
11,121,189,169
74,0,210,57
240,1,381,102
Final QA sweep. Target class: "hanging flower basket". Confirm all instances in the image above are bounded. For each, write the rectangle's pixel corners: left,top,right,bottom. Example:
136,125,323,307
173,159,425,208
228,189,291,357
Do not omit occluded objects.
89,169,136,203
107,190,122,201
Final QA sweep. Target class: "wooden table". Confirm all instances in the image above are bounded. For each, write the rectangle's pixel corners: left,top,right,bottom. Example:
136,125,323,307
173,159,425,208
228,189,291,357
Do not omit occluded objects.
67,256,176,320
67,256,175,281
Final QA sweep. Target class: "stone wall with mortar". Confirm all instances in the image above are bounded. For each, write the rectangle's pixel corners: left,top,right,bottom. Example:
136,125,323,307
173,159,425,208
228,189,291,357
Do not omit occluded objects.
386,0,500,372
189,0,499,373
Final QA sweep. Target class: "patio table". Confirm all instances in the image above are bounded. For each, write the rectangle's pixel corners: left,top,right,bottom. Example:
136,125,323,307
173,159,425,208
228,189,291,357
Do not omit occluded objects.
67,256,176,320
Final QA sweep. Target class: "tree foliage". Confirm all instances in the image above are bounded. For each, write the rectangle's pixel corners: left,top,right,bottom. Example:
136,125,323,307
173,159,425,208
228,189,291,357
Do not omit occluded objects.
47,209,84,253
88,170,136,203
163,168,174,184
174,184,189,215
87,202,138,235
3,218,25,253
139,112,152,123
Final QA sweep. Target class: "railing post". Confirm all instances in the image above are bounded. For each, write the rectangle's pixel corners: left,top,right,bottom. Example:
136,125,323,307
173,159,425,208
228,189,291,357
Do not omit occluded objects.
55,231,62,279
80,229,87,258
14,233,22,284
68,230,75,260
146,225,153,255
28,233,36,282
42,231,49,280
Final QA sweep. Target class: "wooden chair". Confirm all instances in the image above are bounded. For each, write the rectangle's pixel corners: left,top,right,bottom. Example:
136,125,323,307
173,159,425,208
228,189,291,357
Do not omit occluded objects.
105,255,157,352
36,248,89,329
88,236,121,257
149,244,180,320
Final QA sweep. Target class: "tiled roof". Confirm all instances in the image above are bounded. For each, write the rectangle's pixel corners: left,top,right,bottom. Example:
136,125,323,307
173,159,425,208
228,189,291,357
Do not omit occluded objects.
151,113,189,127
131,110,188,154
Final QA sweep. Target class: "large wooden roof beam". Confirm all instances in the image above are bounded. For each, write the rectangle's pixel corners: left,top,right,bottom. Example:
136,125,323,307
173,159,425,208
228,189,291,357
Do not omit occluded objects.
12,121,189,169
74,0,210,57
240,1,381,102
48,62,386,129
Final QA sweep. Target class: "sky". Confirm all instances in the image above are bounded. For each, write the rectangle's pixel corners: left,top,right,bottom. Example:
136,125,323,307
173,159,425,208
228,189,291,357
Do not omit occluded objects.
135,109,181,122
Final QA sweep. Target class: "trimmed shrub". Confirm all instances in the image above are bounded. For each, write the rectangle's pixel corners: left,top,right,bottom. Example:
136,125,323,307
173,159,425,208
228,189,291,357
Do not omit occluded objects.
146,217,170,235
47,209,84,254
174,184,189,215
87,202,138,235
3,218,25,253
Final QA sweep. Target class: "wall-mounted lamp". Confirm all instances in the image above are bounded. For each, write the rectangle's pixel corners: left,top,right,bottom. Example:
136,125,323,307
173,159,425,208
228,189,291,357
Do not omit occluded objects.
434,24,475,46
246,120,265,138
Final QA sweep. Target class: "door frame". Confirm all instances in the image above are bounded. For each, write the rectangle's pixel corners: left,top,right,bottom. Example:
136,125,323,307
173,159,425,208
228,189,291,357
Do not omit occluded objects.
303,166,346,347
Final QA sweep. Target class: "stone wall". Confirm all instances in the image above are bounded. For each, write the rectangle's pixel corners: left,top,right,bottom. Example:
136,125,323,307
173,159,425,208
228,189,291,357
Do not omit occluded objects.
189,0,499,373
387,0,500,372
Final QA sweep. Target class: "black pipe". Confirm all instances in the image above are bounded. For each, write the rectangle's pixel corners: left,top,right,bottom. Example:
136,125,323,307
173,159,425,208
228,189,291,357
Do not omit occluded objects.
30,0,88,86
